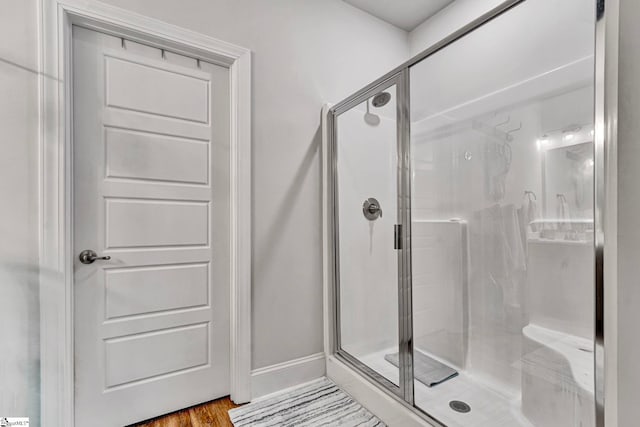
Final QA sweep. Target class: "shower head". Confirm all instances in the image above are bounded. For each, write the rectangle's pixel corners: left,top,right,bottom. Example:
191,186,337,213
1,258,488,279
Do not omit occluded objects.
364,99,380,126
372,91,391,108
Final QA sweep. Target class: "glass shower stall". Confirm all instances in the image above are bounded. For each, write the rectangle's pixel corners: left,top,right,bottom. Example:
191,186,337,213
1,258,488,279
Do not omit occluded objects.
326,0,603,425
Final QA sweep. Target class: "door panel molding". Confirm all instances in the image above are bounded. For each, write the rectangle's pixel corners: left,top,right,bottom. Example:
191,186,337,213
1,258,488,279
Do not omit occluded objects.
39,1,252,425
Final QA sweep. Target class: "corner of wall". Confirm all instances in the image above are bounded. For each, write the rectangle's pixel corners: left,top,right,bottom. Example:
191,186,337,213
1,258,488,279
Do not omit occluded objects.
408,0,511,56
250,352,326,400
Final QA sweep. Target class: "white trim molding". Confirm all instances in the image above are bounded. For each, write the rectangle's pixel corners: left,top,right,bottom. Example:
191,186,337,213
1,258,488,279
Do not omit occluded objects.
321,104,335,359
250,353,327,400
39,1,252,425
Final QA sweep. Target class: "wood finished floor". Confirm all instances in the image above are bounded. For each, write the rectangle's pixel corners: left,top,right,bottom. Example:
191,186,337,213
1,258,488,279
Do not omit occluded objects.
131,397,240,427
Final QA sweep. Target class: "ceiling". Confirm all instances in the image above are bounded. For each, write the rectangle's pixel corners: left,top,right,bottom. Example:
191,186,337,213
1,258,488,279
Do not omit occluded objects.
343,0,455,31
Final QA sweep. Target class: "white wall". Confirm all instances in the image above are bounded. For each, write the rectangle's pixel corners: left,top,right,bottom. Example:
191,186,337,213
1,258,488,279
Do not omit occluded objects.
410,0,595,122
411,221,467,369
409,0,509,56
616,0,640,425
0,0,40,423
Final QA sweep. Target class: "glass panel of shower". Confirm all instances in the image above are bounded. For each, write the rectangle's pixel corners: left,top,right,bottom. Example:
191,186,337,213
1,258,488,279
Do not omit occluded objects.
333,77,411,394
408,0,595,425
330,0,598,426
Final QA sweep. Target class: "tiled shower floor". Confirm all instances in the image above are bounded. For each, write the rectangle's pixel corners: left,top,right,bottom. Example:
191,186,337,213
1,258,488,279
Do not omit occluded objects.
359,349,533,427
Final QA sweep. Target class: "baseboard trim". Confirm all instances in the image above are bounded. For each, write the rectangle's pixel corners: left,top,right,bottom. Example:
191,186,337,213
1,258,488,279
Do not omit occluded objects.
250,352,326,399
326,355,434,426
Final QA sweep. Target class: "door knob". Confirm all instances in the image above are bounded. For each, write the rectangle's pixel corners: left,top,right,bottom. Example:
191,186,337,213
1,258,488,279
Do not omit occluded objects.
78,249,111,264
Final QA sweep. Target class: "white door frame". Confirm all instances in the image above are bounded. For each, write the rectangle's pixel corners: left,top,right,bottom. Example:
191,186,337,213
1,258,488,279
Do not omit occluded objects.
39,1,252,425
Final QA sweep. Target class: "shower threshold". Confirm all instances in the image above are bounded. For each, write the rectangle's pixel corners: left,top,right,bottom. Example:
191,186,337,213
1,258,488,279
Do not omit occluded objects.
359,348,533,427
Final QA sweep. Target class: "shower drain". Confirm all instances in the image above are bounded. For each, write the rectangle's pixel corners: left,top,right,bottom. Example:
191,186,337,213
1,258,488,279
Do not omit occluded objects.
449,400,471,413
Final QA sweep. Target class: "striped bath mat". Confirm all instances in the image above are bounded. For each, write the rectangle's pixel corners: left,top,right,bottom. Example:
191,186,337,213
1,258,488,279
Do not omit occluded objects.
228,378,385,426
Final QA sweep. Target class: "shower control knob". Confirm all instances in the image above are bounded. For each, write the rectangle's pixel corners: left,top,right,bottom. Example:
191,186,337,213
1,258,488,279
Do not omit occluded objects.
363,198,383,221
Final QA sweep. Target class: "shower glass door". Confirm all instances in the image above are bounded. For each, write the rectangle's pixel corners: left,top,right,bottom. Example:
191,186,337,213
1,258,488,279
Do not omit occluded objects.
330,1,600,426
408,0,596,426
332,74,413,397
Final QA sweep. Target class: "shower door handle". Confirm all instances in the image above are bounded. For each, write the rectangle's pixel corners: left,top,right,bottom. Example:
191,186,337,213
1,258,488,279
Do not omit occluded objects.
394,224,402,250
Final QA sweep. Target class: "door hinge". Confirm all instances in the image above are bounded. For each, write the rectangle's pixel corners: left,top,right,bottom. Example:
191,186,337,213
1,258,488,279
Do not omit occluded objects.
597,0,605,19
394,224,402,250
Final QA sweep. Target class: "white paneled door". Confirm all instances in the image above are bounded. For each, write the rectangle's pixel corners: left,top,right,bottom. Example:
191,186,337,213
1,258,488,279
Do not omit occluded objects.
72,26,231,427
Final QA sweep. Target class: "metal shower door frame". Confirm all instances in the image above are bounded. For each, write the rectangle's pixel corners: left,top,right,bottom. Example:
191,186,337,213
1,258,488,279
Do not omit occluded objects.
328,69,416,408
328,0,611,425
